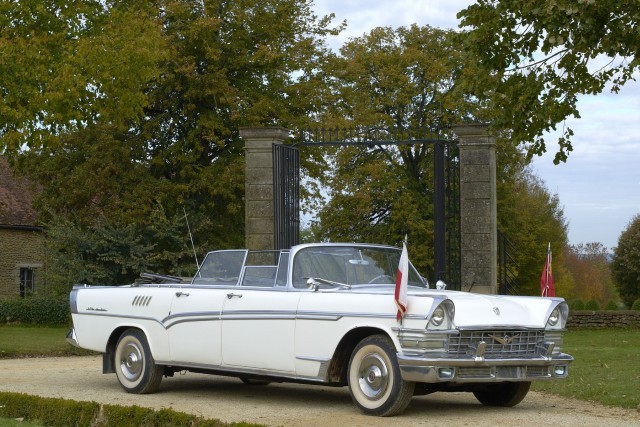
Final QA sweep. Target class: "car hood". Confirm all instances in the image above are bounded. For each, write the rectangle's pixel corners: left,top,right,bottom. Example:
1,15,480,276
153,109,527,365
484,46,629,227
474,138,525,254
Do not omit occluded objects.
414,289,558,329
344,285,559,329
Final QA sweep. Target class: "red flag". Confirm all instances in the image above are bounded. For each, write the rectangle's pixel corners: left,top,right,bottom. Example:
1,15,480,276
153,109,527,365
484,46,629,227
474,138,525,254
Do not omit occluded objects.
540,243,556,297
395,241,409,322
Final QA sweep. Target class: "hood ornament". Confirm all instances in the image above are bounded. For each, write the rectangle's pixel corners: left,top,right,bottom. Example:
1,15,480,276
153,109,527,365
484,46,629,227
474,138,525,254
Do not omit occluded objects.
493,307,500,316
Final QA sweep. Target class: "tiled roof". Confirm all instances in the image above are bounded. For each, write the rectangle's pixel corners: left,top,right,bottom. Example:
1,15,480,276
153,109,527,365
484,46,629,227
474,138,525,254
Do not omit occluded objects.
0,157,39,227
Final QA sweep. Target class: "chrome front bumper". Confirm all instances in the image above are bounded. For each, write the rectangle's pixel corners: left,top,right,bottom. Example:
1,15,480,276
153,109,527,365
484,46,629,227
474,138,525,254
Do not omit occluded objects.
397,352,574,383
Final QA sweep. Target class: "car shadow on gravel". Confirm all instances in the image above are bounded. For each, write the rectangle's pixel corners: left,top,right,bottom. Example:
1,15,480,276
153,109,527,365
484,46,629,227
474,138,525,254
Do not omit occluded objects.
151,373,512,417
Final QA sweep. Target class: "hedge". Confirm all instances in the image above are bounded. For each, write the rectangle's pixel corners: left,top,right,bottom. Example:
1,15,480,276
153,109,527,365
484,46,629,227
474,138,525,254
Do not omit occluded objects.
0,296,70,325
584,299,601,311
0,392,99,426
0,392,262,427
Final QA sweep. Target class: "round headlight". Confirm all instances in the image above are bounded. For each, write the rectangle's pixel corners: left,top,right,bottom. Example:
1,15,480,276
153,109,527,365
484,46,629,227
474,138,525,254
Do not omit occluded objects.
548,307,560,326
431,306,445,326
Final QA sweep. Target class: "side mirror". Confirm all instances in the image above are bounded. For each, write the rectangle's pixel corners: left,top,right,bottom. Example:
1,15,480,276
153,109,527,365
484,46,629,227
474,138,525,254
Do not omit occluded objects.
435,280,447,290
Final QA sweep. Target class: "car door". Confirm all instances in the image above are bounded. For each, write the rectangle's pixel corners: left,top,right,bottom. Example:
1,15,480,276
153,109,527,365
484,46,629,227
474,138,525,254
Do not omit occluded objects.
166,250,248,366
220,265,301,373
166,287,228,366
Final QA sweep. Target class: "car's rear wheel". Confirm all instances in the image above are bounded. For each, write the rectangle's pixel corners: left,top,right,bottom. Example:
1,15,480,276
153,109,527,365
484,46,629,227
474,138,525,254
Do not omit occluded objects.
473,381,531,407
347,334,414,416
114,328,163,394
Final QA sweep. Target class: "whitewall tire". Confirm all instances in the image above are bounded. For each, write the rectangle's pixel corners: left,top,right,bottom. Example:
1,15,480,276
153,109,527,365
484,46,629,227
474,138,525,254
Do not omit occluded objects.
347,334,414,416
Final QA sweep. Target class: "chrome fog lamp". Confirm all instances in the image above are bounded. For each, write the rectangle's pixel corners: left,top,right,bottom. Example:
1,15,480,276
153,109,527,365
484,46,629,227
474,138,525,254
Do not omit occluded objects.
438,368,455,379
554,365,567,376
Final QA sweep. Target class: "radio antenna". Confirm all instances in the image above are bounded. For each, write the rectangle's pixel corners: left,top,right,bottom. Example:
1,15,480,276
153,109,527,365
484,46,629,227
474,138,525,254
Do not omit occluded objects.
183,207,199,268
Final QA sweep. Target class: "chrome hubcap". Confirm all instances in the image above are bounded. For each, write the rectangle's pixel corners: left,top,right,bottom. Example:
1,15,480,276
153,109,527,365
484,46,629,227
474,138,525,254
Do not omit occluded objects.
358,353,389,400
120,342,143,381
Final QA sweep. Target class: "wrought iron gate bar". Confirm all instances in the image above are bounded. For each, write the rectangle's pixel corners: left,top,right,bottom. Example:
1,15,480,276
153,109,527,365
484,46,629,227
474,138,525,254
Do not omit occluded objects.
498,230,519,295
294,127,451,146
273,144,300,250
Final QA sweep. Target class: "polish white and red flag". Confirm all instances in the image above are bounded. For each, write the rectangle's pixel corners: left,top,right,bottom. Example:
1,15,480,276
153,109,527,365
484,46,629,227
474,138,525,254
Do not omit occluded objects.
540,242,556,297
395,239,409,323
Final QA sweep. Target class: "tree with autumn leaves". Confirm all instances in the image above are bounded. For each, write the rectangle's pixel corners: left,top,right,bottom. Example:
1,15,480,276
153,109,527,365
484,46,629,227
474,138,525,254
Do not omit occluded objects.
565,243,618,309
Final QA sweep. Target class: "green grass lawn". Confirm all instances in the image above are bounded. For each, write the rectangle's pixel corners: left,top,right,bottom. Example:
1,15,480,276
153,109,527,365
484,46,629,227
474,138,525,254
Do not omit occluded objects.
0,325,638,409
532,328,640,409
0,325,95,358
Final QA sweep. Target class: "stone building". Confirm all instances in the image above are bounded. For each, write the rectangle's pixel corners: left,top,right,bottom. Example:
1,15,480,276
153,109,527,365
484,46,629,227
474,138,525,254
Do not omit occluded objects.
0,157,45,298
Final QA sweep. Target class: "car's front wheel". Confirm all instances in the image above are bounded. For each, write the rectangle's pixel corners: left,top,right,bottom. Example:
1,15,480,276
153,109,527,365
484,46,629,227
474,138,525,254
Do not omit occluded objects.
114,328,164,394
347,334,415,416
473,381,531,407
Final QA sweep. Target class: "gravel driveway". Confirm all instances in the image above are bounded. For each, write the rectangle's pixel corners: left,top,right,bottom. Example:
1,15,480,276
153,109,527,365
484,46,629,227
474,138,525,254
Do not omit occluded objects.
1,355,638,427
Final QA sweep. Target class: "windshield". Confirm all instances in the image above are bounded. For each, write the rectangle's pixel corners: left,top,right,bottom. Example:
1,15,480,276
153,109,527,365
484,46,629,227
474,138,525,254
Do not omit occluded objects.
192,250,247,285
292,245,427,289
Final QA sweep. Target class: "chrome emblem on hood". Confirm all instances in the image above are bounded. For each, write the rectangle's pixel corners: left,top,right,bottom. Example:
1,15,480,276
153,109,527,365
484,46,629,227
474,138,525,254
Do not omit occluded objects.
493,307,500,315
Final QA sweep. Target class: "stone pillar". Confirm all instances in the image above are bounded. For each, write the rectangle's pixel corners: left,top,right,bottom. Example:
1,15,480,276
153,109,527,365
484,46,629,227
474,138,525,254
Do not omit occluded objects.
240,127,289,250
452,124,497,294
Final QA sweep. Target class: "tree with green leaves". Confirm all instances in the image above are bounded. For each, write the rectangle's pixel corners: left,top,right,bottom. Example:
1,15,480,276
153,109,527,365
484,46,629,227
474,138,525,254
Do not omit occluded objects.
307,25,482,275
611,214,640,308
2,0,341,286
495,161,571,296
0,0,167,154
42,207,198,294
307,24,570,290
458,0,640,163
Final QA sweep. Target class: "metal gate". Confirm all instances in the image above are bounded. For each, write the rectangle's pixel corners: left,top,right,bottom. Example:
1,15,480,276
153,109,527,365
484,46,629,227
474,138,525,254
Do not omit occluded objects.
273,144,300,250
282,128,461,290
443,142,460,290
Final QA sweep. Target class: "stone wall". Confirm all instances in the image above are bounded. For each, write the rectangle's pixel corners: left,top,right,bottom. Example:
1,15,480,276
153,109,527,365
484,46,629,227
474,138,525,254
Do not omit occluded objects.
567,311,640,329
0,228,45,297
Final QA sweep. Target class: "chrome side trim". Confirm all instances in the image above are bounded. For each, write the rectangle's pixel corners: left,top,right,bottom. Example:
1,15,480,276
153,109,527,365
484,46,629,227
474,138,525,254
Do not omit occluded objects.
221,310,297,320
156,360,327,383
162,311,221,323
295,356,332,381
296,313,343,321
295,356,331,362
72,308,411,329
163,313,222,328
297,311,397,321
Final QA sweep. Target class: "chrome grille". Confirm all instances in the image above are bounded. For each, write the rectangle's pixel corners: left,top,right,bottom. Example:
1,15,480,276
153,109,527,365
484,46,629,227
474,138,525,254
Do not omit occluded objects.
448,330,544,358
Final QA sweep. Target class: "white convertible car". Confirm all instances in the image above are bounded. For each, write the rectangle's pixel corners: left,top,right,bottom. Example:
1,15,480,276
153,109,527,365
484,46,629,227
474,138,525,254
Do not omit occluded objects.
67,243,572,416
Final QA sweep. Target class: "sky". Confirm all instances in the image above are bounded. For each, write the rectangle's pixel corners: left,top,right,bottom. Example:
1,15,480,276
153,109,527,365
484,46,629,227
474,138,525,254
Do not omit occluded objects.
312,0,640,251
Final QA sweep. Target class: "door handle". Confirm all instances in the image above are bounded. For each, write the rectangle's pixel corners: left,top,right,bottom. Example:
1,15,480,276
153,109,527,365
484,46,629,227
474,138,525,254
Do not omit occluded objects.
175,291,190,297
226,293,243,299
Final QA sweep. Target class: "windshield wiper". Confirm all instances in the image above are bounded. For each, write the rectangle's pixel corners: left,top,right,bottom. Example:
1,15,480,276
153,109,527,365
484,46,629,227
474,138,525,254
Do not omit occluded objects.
306,277,351,291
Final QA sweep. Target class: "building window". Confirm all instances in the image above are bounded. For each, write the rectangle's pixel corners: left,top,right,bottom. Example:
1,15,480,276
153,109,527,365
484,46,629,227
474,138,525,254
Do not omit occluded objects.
19,267,37,297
